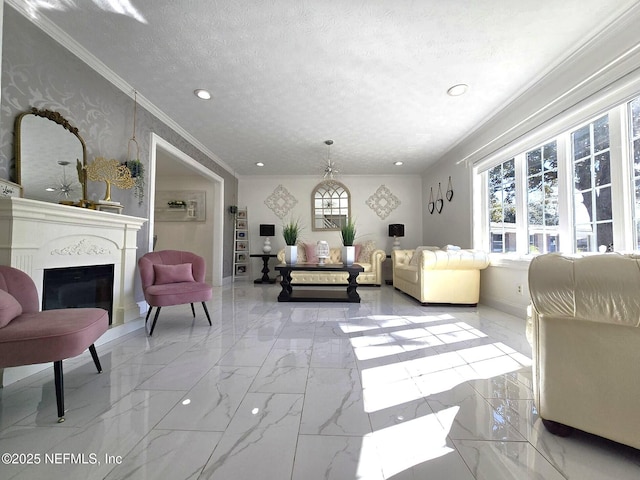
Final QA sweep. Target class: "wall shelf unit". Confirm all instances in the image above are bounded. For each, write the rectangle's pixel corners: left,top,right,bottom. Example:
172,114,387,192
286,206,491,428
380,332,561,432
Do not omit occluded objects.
233,208,250,280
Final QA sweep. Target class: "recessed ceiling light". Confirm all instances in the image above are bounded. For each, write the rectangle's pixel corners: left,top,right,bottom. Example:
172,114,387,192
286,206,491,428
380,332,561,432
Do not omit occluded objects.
447,84,469,96
194,89,211,100
394,161,404,166
256,162,264,167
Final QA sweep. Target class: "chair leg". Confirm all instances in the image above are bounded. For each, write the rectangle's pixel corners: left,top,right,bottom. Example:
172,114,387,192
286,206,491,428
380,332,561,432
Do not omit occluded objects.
202,302,212,326
145,306,153,324
89,344,103,373
53,360,65,423
190,303,196,317
149,307,162,336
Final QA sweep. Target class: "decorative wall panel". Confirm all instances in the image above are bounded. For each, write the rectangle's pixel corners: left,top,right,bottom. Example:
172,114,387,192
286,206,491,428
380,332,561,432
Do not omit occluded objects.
264,184,298,219
365,185,401,219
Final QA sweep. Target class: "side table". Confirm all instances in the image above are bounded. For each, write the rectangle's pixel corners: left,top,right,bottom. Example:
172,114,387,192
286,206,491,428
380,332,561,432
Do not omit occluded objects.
385,254,393,285
250,254,278,284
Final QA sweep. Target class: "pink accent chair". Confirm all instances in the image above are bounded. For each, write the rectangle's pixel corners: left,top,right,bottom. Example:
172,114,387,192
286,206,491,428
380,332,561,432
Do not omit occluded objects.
0,265,109,423
138,250,213,336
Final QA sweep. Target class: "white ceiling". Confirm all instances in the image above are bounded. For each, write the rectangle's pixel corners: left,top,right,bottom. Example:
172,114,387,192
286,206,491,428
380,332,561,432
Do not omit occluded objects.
16,0,638,177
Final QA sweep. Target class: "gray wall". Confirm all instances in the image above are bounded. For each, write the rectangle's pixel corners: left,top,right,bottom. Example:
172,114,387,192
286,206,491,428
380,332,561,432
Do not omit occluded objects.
0,6,237,284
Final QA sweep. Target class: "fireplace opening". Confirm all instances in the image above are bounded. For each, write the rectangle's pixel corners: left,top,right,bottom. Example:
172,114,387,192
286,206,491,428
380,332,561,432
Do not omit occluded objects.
43,264,114,325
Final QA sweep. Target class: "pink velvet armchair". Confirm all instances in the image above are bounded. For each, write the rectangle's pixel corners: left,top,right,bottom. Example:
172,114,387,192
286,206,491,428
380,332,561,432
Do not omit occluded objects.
138,250,213,335
0,265,109,423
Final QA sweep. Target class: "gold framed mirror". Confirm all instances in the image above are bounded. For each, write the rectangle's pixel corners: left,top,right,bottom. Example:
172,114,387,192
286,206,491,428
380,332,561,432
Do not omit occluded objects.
15,108,87,203
311,180,351,231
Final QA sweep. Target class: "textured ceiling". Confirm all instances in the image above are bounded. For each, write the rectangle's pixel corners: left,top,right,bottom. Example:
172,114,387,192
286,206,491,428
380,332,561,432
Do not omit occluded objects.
18,0,638,176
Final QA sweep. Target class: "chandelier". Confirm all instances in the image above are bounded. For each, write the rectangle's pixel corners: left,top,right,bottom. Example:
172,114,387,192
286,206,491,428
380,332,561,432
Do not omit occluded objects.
322,139,339,180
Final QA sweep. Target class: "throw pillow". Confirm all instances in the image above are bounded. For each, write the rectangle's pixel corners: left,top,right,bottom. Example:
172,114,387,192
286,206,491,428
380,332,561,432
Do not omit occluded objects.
0,289,23,328
303,243,319,264
357,240,376,263
154,263,195,285
354,243,362,262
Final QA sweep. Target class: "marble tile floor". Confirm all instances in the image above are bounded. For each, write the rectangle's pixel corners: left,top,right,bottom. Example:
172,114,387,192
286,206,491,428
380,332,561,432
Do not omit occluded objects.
1,283,639,479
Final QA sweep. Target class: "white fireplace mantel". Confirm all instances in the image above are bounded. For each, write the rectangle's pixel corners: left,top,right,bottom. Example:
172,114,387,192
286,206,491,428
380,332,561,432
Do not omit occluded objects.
0,197,146,325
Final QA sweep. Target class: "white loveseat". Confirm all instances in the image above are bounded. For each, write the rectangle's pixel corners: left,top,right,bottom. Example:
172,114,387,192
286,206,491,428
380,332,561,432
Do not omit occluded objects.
527,252,640,449
392,247,490,304
276,243,386,286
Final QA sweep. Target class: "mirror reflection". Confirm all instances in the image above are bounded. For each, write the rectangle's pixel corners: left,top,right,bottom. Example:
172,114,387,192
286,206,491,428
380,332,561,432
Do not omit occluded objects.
15,109,86,203
311,180,351,230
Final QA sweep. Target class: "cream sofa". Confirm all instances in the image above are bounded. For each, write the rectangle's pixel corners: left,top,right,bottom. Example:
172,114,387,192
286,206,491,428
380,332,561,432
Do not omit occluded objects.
276,243,386,286
392,247,490,304
527,252,640,449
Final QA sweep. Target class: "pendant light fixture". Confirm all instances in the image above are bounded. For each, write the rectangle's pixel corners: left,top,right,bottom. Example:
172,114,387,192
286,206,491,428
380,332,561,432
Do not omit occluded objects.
322,140,339,180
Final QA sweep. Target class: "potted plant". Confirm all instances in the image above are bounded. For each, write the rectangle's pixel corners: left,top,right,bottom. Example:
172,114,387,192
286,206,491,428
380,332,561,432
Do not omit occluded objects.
341,218,357,265
282,218,302,264
123,159,145,207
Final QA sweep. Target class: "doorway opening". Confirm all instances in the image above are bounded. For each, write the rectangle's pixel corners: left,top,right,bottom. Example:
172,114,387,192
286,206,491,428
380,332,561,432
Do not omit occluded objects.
148,133,224,286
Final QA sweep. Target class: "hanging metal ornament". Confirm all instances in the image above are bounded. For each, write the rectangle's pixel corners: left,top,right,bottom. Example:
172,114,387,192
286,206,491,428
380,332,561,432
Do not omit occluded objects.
435,182,444,213
446,176,454,201
428,187,435,214
123,90,145,206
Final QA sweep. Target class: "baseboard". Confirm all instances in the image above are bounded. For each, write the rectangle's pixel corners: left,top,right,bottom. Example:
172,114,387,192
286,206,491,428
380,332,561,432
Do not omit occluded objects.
480,295,528,318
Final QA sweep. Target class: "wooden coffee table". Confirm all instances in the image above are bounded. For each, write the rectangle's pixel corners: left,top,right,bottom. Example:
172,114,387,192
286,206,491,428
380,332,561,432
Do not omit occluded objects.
274,263,365,303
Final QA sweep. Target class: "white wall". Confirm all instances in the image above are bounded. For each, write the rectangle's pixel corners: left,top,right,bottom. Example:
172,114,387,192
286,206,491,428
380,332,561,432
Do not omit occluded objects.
480,261,530,317
154,175,215,284
239,174,422,275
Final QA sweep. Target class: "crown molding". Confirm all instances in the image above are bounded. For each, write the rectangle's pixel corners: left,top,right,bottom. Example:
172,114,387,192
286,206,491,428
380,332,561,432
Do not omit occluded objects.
5,0,237,178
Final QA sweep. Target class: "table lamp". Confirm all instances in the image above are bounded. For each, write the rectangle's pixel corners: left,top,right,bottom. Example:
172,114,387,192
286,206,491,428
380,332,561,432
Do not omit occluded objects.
260,224,276,253
388,224,405,250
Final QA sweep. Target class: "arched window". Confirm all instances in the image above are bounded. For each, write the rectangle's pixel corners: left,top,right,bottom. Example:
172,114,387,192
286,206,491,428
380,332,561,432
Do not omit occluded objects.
311,180,351,231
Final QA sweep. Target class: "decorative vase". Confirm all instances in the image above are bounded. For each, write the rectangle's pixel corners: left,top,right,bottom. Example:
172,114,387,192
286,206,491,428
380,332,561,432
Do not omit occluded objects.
285,245,297,264
342,246,355,266
316,240,330,265
263,237,272,253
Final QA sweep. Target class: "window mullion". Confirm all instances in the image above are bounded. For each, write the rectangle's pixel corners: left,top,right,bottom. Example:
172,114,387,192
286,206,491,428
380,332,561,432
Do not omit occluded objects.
556,134,573,252
609,104,633,250
514,153,527,254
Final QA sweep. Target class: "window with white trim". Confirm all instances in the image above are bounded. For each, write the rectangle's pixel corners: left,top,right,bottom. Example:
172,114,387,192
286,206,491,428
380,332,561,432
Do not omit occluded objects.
526,141,559,253
488,159,516,253
477,94,640,255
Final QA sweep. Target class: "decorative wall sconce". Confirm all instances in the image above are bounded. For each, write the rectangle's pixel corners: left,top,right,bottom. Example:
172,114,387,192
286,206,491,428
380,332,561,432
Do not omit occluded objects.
435,182,444,214
428,187,435,214
446,176,453,201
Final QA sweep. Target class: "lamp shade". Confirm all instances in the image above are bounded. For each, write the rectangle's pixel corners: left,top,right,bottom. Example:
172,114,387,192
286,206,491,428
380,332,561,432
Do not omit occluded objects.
260,224,275,237
388,224,405,237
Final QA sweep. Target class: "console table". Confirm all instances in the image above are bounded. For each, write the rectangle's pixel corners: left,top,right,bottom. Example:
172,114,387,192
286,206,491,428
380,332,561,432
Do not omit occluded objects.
274,263,364,303
250,254,278,284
